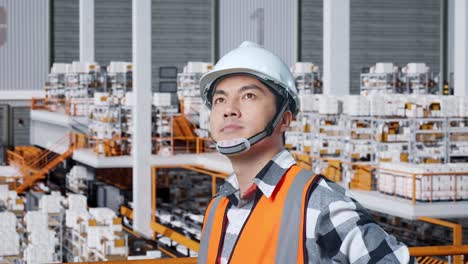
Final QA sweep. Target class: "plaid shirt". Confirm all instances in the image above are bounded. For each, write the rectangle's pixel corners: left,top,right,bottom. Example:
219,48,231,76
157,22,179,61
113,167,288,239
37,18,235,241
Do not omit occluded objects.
214,149,415,263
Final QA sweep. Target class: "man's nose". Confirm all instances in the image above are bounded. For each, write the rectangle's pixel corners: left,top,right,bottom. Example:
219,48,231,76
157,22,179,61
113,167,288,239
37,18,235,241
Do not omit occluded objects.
223,101,241,118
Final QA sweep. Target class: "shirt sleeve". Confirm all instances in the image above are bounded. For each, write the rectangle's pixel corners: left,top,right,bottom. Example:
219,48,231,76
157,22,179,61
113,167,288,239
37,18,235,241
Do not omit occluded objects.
305,177,417,264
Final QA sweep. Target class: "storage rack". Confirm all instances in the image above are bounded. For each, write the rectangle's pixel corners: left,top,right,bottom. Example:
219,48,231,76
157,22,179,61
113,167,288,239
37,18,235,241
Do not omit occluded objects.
447,117,468,163
360,72,399,95
411,117,448,164
373,117,412,163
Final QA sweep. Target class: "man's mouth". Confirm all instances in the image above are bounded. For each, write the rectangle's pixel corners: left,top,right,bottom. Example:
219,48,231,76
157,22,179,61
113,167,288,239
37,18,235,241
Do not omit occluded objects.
221,124,243,132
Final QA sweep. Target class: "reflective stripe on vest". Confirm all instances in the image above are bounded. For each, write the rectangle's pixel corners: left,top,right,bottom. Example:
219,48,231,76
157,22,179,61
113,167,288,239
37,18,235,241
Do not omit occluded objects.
198,165,319,264
275,168,316,263
198,194,224,264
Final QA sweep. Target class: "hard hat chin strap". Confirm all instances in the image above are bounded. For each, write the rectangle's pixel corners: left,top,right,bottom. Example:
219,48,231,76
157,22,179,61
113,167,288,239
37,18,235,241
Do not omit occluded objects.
212,99,289,156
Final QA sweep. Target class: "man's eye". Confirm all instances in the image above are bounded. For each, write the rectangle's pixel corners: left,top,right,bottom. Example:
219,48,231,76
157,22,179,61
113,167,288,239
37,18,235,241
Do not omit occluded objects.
243,93,256,99
213,97,224,104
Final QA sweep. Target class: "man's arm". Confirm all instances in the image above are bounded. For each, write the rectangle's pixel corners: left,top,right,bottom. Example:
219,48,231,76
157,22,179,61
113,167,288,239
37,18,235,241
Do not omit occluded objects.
305,177,416,263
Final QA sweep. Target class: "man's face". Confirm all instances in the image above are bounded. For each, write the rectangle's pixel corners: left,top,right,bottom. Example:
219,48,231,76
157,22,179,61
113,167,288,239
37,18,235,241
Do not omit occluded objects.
209,75,277,143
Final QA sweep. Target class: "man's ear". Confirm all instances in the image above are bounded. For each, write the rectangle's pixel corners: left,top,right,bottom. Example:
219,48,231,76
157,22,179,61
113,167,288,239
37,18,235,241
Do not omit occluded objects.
279,111,292,133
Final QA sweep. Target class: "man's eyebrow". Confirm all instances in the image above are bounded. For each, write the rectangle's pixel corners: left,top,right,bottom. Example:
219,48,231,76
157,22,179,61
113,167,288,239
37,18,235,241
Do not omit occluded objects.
213,89,228,96
213,84,267,96
239,84,267,95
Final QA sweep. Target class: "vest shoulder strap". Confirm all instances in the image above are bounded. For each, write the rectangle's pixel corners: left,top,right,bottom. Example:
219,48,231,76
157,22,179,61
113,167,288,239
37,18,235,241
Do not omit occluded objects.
198,195,224,264
275,169,320,264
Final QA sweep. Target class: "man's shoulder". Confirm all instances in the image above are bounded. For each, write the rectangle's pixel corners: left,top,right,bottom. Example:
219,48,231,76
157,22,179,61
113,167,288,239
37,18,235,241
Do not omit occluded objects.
306,175,360,212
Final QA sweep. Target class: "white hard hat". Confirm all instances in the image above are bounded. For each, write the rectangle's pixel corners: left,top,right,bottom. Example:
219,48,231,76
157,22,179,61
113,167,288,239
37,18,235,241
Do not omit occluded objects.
199,41,300,116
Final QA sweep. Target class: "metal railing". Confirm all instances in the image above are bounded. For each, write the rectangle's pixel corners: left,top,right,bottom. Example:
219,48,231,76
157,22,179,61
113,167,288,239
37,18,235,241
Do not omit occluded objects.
408,217,467,264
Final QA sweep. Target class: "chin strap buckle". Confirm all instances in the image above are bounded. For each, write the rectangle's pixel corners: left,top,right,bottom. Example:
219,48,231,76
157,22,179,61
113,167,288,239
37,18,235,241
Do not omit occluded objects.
215,138,251,155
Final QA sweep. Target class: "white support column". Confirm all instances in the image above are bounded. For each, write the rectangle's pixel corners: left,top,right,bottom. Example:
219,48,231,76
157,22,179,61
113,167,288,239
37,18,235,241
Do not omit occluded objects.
79,0,95,62
448,0,455,78
323,0,350,96
454,0,468,96
132,0,153,238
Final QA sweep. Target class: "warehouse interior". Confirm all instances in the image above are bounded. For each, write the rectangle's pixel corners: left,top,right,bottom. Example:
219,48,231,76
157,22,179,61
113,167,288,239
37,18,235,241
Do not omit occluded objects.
1,0,468,263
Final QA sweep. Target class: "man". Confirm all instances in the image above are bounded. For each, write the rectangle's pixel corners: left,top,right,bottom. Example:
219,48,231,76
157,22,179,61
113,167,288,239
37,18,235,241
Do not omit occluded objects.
197,41,414,264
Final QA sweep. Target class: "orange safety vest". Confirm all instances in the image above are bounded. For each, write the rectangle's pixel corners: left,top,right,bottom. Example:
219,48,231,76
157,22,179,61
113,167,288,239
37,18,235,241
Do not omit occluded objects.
198,165,320,264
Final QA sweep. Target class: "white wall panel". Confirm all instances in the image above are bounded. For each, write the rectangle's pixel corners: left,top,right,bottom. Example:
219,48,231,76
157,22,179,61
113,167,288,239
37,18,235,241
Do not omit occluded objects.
0,0,49,91
219,0,298,65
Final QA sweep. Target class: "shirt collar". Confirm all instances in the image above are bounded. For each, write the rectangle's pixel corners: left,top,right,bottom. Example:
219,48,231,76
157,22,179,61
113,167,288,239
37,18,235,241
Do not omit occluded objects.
217,149,297,202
